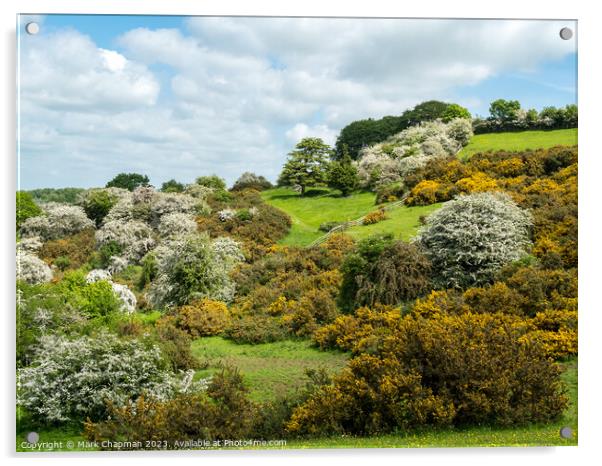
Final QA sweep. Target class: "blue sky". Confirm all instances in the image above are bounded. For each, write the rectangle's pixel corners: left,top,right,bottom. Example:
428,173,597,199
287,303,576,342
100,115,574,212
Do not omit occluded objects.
17,15,577,189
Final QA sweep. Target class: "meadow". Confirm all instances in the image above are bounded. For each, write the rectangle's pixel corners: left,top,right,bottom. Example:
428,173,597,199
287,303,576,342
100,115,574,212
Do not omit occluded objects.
262,188,440,247
458,128,577,159
191,337,348,402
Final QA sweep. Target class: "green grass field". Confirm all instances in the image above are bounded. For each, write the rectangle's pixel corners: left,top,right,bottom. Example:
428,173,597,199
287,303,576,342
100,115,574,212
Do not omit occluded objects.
191,337,349,401
346,203,442,242
16,357,577,451
262,187,438,247
262,187,379,246
459,128,577,159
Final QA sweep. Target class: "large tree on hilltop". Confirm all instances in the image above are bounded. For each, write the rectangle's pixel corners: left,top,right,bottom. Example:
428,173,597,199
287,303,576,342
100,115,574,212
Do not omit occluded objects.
278,138,332,195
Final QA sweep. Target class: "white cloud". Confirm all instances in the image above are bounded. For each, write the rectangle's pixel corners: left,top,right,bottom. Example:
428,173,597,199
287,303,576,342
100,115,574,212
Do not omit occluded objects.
286,123,337,147
20,30,159,112
18,18,575,189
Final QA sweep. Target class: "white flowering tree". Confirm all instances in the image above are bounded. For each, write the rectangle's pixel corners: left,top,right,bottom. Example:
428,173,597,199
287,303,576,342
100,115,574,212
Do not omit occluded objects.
356,118,473,189
20,203,94,240
18,333,179,422
16,249,53,284
157,212,198,238
148,234,242,308
95,219,155,263
417,192,532,288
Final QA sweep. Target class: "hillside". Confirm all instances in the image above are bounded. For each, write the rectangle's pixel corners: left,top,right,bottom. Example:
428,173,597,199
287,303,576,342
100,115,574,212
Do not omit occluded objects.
264,128,576,247
459,128,577,159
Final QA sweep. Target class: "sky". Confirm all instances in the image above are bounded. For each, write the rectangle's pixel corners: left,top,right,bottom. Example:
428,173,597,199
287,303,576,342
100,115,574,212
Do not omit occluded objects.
17,15,577,190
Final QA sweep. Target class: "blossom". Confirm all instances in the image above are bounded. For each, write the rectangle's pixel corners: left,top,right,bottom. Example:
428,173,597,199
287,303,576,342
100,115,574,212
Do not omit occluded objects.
20,203,94,240
356,118,472,189
16,250,53,284
17,333,182,422
96,219,155,262
147,234,241,308
158,212,198,238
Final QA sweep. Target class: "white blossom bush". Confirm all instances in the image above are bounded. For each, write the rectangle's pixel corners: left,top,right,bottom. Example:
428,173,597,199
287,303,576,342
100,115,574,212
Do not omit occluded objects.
131,185,157,204
20,203,94,240
212,237,245,266
17,333,180,422
111,282,137,313
151,192,206,225
445,117,473,146
158,212,198,238
416,192,532,288
102,197,135,223
16,250,53,284
356,118,473,189
218,208,236,222
85,269,113,284
184,183,214,201
107,255,129,275
16,236,43,253
357,151,402,188
86,269,137,313
95,219,155,262
147,234,241,308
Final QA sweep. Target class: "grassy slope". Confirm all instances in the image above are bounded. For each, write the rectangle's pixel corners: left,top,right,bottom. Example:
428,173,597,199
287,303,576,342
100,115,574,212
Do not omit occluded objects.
459,128,577,159
262,187,436,247
16,358,577,450
345,203,442,242
262,187,376,246
264,129,577,247
191,337,348,402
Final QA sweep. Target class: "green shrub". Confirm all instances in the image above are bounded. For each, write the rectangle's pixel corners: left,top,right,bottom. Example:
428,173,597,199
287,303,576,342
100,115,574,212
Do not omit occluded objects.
354,241,432,308
155,317,200,371
196,175,227,191
375,183,406,204
338,235,395,312
225,314,288,344
161,179,185,193
16,191,42,230
327,150,360,196
81,189,119,226
16,281,82,367
56,270,121,319
318,221,344,233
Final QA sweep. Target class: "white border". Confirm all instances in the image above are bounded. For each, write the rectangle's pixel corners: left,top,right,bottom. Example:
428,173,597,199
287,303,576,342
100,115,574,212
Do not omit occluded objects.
2,1,600,465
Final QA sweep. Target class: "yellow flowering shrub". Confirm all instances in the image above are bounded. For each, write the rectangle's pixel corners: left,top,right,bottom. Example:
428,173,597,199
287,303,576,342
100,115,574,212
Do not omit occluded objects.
455,172,498,193
313,305,401,353
363,209,388,225
406,180,444,206
289,312,567,436
175,298,230,337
